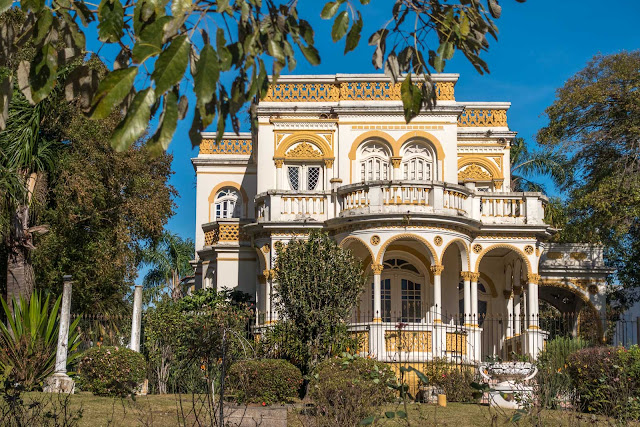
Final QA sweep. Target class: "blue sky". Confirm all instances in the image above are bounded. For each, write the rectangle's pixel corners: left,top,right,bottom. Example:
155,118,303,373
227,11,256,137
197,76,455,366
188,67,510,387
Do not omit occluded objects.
103,1,640,252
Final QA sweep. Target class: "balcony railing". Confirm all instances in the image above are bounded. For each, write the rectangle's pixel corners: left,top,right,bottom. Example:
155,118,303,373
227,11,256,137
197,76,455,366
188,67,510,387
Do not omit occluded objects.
254,182,547,225
255,190,329,222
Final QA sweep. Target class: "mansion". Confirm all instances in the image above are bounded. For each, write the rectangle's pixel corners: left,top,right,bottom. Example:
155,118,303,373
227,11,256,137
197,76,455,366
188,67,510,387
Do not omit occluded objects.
192,74,611,362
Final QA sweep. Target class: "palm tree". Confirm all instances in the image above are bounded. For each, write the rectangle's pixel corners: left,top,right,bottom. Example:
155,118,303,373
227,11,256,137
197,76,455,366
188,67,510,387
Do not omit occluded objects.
0,90,62,305
510,137,569,192
141,232,195,302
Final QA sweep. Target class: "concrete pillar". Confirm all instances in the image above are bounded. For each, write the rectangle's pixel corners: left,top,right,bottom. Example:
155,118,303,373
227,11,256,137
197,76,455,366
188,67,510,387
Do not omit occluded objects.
44,275,75,393
431,265,444,322
372,264,383,322
130,284,143,352
461,272,472,326
470,272,480,326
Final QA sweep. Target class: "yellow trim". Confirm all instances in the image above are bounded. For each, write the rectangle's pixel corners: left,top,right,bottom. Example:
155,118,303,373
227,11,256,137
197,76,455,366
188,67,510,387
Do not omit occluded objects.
348,130,395,160
438,238,471,271
457,156,503,180
275,133,334,160
376,233,438,265
395,131,446,161
208,181,249,221
197,171,256,175
474,243,533,275
372,317,382,323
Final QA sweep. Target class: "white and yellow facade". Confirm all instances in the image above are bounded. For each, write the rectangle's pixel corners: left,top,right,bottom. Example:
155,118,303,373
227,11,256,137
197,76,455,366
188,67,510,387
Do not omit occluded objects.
192,74,610,361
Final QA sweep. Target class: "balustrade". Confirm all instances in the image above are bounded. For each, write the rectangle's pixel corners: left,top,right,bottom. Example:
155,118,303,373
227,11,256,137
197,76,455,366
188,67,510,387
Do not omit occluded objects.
254,191,328,222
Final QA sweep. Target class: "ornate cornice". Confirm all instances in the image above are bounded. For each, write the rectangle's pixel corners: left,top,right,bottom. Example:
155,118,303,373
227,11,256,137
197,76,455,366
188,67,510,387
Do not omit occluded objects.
458,164,492,181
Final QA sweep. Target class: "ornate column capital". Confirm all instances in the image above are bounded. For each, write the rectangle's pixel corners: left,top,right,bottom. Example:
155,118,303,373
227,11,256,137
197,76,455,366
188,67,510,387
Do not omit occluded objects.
371,263,384,275
469,272,480,282
527,273,541,284
430,265,445,276
324,158,334,168
390,157,402,168
262,269,276,281
274,158,284,168
460,271,473,281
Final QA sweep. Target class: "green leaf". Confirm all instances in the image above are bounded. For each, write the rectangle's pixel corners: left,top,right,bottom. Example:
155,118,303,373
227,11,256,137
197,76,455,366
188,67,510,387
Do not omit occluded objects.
90,66,138,119
396,410,407,419
299,19,315,45
268,39,285,63
29,43,58,104
331,11,349,42
488,0,502,19
132,42,162,64
148,91,178,155
459,11,470,36
151,35,190,95
73,1,95,26
33,9,53,45
21,0,44,13
385,411,395,419
359,416,375,425
97,0,124,43
111,87,155,152
299,45,321,66
400,72,422,123
344,12,362,54
193,44,219,107
433,55,445,73
171,0,192,17
0,74,11,130
321,2,340,19
409,367,429,385
132,15,172,63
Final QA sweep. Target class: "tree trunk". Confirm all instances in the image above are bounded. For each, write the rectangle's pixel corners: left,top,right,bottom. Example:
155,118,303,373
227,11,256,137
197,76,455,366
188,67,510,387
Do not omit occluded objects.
6,203,34,311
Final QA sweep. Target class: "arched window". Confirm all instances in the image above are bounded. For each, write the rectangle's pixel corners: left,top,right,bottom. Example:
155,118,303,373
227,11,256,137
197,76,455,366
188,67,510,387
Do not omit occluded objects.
401,143,434,181
359,142,390,182
213,188,242,219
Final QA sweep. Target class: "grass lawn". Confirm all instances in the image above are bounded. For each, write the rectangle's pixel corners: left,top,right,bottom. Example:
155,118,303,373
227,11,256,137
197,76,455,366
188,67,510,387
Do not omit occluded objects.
18,393,637,426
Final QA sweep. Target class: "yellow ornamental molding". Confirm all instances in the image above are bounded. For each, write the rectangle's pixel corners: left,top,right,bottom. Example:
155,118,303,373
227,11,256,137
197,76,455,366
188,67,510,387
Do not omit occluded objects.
200,139,252,155
262,80,455,103
371,263,384,275
570,252,588,261
385,330,432,353
524,245,534,255
469,272,481,282
460,271,473,281
446,332,467,354
430,265,445,276
458,164,492,182
528,274,541,284
458,109,507,127
285,142,323,159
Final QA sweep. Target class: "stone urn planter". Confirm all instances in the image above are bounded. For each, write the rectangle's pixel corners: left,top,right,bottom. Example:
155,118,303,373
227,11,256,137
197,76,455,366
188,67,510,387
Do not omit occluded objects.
479,362,537,409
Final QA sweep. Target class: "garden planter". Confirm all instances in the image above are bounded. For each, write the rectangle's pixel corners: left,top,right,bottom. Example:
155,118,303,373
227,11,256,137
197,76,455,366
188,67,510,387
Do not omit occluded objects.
479,362,537,409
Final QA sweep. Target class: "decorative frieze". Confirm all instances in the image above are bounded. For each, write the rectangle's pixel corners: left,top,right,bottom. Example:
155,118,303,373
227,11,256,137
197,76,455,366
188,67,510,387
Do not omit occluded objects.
200,138,252,155
458,109,508,127
385,330,432,353
446,332,467,354
458,164,492,181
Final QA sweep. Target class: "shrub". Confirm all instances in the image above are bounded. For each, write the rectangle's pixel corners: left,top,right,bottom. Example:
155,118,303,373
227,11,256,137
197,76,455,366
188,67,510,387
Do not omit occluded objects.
420,359,478,402
309,354,396,427
535,336,589,409
78,346,145,397
226,359,302,405
566,346,640,420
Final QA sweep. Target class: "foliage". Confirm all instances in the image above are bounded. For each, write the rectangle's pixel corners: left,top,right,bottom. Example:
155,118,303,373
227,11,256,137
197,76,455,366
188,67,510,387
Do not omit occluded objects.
535,336,589,409
537,51,640,306
566,346,640,420
226,359,302,405
509,137,569,193
0,291,81,389
273,230,365,374
419,359,478,402
309,354,396,427
77,346,146,397
0,377,83,426
31,67,175,315
140,231,194,303
0,0,523,151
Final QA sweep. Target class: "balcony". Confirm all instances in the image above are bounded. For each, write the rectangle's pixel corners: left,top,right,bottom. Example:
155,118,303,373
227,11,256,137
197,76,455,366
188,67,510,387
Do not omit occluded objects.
255,190,330,223
337,181,547,225
253,181,547,226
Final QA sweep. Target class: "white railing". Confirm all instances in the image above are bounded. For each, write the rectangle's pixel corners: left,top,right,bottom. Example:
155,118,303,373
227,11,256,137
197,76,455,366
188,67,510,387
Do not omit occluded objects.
254,190,329,222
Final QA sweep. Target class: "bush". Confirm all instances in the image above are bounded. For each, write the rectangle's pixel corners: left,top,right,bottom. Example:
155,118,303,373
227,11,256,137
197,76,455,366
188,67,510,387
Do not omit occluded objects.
309,354,396,427
226,359,302,405
78,346,145,397
535,337,589,409
420,359,478,402
566,346,640,420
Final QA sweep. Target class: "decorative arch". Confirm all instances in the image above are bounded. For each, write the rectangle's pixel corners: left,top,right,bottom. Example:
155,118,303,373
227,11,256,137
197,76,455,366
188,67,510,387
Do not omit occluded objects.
254,246,268,273
479,272,499,298
348,130,395,160
439,238,471,271
394,131,446,160
339,236,376,264
275,133,333,160
474,244,533,275
376,234,438,265
457,156,503,180
538,280,604,340
386,244,434,283
208,181,249,221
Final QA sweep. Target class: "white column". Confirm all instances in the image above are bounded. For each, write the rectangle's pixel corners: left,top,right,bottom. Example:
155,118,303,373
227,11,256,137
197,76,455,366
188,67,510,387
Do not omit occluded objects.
527,274,540,329
505,290,514,338
470,272,480,326
431,265,444,322
44,275,75,393
462,272,471,326
130,284,143,352
372,264,383,322
514,289,522,335
263,269,272,323
275,160,283,189
391,158,402,180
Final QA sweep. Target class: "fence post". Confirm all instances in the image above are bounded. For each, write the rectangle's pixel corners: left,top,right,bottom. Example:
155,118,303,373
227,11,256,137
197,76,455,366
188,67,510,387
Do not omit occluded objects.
44,275,75,393
130,284,143,352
